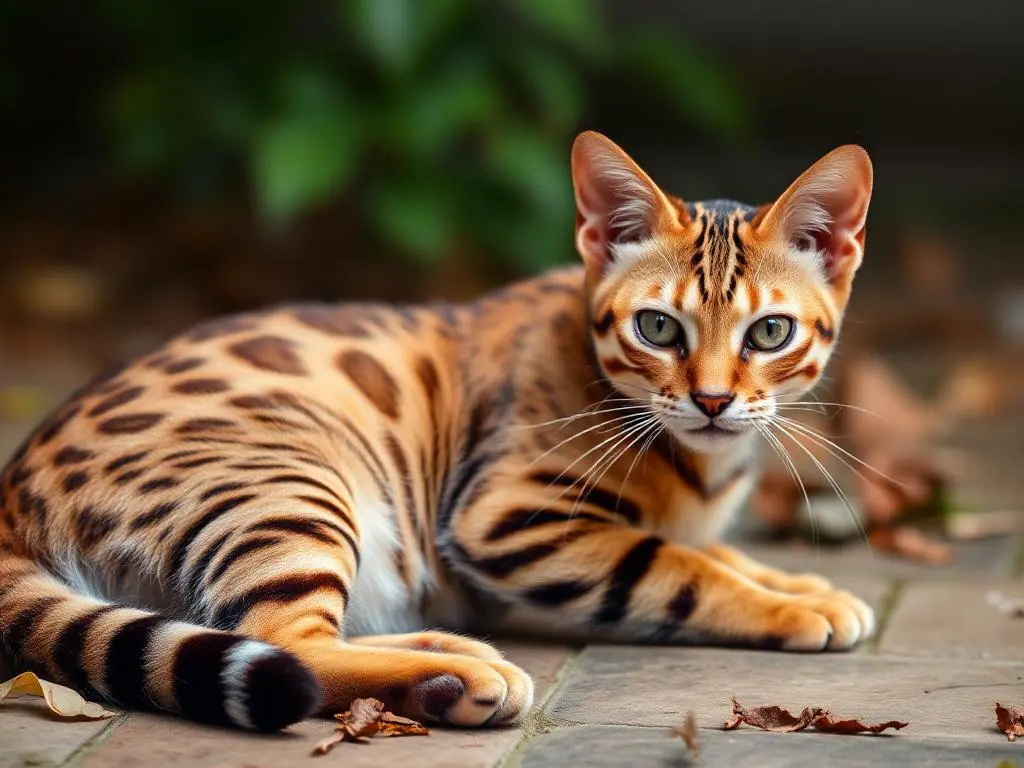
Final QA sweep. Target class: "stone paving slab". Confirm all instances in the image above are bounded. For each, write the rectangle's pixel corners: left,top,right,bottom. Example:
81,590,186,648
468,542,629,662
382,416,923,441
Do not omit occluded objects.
77,641,571,768
738,536,1021,582
0,699,120,768
881,580,1024,660
544,645,1024,744
517,725,1023,768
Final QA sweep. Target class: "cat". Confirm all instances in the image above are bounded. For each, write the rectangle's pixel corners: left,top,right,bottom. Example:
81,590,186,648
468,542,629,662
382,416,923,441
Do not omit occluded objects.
0,131,874,731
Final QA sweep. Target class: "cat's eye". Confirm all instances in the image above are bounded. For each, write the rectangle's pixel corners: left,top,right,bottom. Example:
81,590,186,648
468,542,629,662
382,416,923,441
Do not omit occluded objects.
746,316,794,351
636,311,684,348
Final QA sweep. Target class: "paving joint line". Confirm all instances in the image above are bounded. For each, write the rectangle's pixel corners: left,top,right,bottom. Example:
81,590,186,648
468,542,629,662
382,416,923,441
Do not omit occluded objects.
868,578,906,654
496,645,586,768
60,712,130,766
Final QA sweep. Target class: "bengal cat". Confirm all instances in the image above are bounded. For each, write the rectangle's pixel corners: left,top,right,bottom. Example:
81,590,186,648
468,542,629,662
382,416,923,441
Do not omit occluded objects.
0,132,875,732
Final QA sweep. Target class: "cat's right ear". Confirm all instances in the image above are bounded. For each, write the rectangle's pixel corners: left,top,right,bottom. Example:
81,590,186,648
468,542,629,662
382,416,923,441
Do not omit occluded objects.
571,131,686,277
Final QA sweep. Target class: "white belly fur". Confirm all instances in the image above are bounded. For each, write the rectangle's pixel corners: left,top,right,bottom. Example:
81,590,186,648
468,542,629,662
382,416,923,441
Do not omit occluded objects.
343,499,423,636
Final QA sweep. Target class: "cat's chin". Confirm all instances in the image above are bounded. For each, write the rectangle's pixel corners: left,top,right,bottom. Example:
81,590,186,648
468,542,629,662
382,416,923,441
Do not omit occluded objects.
668,422,754,455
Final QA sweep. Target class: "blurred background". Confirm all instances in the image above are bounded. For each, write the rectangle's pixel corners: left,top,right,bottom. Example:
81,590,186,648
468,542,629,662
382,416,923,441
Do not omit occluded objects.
0,1,1021,534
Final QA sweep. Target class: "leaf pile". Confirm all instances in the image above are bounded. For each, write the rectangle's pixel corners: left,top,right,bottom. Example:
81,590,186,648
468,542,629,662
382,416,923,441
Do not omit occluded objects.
0,672,115,720
669,711,700,759
723,698,908,735
996,703,1024,742
313,698,429,755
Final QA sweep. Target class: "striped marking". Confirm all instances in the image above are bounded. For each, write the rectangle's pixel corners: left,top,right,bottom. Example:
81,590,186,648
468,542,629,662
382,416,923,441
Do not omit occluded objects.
221,640,279,729
210,572,349,630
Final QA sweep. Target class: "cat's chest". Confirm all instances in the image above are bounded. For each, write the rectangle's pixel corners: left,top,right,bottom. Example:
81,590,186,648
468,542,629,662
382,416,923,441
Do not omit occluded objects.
652,468,757,547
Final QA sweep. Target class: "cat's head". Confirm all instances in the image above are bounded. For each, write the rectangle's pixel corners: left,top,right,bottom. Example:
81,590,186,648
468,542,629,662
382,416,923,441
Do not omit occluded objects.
571,131,872,454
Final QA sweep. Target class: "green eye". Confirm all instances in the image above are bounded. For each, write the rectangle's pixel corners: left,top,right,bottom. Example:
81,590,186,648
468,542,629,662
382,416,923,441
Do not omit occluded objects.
636,311,683,347
747,316,794,351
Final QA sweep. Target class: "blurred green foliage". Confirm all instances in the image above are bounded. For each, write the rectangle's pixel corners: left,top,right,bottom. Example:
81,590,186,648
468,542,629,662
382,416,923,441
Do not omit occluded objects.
92,1,748,270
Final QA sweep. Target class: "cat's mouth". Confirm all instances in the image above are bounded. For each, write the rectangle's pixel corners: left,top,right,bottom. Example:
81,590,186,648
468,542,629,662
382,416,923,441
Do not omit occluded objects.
685,423,742,436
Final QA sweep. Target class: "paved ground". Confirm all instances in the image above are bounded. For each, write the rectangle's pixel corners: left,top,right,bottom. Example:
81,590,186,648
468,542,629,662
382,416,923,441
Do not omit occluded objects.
1,352,1023,767
3,537,1022,767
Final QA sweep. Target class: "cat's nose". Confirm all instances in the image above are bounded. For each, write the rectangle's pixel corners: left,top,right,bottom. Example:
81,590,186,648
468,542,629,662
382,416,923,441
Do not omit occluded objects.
690,391,735,418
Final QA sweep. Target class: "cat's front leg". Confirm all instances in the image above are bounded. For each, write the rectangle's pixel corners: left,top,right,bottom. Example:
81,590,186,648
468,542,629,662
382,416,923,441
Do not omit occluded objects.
447,514,874,649
703,542,834,595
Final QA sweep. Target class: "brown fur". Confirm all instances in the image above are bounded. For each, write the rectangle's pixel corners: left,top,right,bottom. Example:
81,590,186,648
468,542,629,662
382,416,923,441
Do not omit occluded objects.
0,132,874,732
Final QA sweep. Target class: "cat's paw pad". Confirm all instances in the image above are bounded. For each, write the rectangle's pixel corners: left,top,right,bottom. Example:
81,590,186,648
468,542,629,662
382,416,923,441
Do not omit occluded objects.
772,590,875,651
399,658,534,727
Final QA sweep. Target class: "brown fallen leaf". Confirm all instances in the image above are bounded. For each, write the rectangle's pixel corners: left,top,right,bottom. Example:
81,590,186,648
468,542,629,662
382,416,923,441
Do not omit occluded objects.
669,711,700,759
312,732,346,756
868,525,953,566
723,698,907,735
376,711,430,738
723,699,826,732
813,713,911,735
0,671,115,719
996,703,1024,742
340,697,387,741
312,698,429,755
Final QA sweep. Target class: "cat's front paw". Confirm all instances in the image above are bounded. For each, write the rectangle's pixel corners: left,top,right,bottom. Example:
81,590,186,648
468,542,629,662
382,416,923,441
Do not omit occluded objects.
769,589,876,651
766,571,834,595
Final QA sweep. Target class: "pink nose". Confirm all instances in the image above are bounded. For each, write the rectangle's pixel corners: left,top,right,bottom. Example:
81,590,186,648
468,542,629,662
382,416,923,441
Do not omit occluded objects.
690,392,735,418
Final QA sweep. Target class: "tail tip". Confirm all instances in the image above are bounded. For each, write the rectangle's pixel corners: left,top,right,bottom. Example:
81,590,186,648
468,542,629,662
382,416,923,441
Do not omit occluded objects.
222,641,322,732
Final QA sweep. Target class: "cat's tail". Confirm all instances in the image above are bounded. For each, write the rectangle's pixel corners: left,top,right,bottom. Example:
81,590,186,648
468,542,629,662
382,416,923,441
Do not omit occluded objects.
0,550,322,731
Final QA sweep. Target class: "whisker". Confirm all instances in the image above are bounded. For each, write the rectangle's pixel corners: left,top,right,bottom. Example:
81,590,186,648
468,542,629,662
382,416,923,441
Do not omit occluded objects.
569,416,660,521
756,423,819,549
774,401,882,418
535,415,660,532
620,422,662,509
768,420,871,549
534,412,656,490
512,403,654,431
605,380,663,399
528,411,654,468
770,414,911,491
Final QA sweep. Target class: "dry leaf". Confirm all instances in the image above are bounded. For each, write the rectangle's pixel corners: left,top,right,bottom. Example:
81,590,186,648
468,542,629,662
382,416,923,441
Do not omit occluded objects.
723,699,825,732
669,711,700,759
0,672,115,719
947,511,1024,541
340,697,386,741
312,732,346,755
376,712,430,738
723,698,907,735
312,698,429,755
996,703,1024,741
868,525,953,566
813,713,911,735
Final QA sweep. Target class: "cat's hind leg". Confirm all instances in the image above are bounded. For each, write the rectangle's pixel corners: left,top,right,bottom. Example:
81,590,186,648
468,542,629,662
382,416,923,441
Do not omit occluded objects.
199,488,533,726
349,630,505,661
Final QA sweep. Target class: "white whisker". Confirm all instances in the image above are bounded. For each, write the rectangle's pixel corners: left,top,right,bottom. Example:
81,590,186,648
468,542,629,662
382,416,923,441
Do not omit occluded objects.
767,419,871,549
755,423,818,549
770,414,910,491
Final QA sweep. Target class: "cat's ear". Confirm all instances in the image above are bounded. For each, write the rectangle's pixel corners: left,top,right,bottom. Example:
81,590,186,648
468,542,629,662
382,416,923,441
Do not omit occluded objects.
755,145,873,291
571,131,686,276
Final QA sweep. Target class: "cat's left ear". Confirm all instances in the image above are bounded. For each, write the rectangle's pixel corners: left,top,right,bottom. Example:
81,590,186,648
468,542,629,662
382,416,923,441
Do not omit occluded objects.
755,145,873,293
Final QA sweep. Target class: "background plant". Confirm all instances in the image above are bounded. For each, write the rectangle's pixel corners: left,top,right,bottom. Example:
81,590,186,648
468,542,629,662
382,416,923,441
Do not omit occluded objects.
95,0,747,271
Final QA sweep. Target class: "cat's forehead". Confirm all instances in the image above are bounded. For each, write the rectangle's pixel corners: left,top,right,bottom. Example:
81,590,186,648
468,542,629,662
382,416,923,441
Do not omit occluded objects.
682,199,759,223
612,197,817,319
